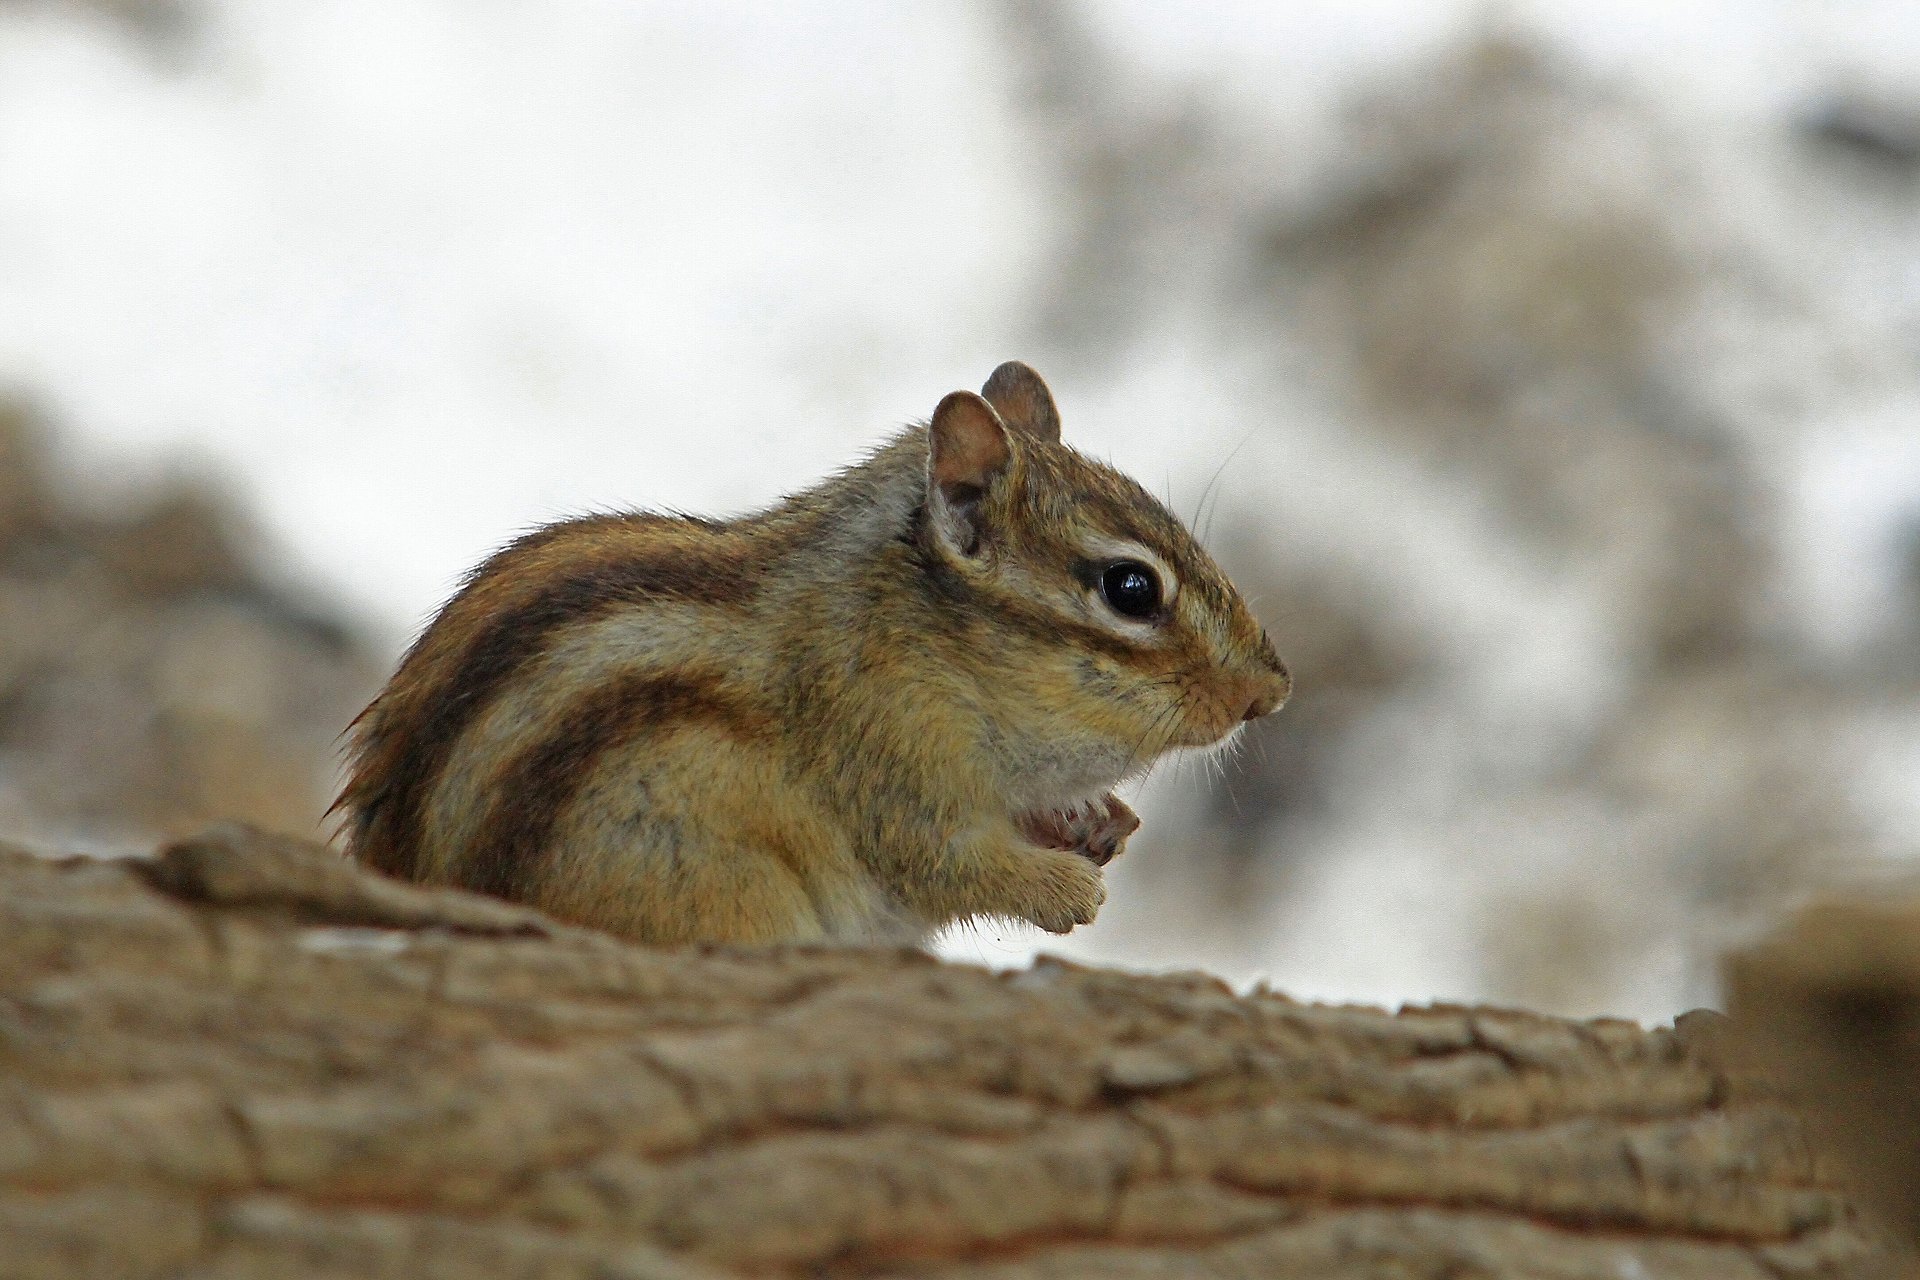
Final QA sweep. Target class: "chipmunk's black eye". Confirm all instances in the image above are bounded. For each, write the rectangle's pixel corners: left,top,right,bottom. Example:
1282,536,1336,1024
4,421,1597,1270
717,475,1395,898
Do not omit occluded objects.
1099,561,1161,619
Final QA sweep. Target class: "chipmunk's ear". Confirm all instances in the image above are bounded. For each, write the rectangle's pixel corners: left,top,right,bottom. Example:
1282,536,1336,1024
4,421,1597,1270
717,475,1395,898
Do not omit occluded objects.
981,361,1061,443
927,390,1010,558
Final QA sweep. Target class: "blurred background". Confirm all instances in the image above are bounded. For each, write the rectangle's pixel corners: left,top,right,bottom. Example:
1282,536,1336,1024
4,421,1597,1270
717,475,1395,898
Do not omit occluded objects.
1,0,1917,1023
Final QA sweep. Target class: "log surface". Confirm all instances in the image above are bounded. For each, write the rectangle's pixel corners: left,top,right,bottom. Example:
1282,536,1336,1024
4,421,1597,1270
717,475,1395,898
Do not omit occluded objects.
0,826,1886,1279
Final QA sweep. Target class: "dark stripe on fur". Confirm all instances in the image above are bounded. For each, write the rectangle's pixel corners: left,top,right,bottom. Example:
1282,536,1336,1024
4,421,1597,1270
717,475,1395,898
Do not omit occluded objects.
907,509,1174,669
460,670,758,899
347,516,772,880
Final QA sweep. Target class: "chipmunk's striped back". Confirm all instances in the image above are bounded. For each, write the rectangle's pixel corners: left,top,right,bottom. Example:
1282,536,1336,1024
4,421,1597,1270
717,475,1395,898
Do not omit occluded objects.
341,510,793,896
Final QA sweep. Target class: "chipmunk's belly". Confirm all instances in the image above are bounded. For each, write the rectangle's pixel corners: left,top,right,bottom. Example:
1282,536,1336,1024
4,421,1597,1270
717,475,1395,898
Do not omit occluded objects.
812,871,930,946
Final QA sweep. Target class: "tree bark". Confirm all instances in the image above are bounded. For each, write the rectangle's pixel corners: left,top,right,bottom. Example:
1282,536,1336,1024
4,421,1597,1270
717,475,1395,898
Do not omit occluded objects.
0,825,1888,1279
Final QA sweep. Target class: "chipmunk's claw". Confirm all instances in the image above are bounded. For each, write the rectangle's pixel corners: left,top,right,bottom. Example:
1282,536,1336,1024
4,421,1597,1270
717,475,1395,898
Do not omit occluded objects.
1016,793,1140,866
1077,795,1140,866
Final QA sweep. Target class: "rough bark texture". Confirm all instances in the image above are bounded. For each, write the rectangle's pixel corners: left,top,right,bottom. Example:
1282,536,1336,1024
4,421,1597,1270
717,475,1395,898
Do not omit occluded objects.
0,826,1889,1279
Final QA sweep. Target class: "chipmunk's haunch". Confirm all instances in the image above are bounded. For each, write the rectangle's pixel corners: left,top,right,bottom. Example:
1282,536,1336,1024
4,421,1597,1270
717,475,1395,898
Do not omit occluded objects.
338,363,1289,945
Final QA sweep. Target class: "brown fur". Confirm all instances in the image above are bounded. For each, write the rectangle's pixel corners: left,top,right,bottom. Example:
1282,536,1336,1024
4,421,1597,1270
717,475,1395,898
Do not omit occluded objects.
462,669,761,899
337,364,1289,945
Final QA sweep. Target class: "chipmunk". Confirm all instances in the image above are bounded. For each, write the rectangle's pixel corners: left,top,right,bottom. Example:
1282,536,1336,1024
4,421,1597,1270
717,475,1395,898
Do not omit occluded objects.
336,363,1289,945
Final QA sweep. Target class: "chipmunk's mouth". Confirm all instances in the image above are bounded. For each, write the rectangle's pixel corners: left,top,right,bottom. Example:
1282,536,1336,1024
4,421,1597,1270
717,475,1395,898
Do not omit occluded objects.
1014,793,1140,867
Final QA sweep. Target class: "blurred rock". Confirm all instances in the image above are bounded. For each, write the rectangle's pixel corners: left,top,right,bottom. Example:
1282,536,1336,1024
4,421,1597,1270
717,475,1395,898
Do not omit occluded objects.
0,399,380,849
999,18,1918,1017
1257,38,1770,665
1259,44,1894,1012
0,0,202,56
0,396,51,544
85,487,254,599
1802,90,1920,176
1724,891,1920,1253
1197,534,1421,857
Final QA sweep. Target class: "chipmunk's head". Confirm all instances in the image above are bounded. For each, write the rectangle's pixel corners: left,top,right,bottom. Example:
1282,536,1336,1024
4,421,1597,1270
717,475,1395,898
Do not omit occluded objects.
917,362,1290,854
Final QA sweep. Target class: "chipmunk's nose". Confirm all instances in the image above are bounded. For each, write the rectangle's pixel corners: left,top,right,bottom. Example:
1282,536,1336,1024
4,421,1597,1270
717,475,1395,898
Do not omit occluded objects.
1239,652,1292,721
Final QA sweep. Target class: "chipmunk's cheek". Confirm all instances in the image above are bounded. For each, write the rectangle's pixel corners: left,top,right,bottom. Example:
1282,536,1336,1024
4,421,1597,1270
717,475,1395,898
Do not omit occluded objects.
1170,696,1250,748
1171,724,1227,750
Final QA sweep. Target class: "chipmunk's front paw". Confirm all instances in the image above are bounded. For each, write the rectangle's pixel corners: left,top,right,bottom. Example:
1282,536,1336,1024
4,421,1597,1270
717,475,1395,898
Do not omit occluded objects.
1015,793,1140,867
1021,849,1107,935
